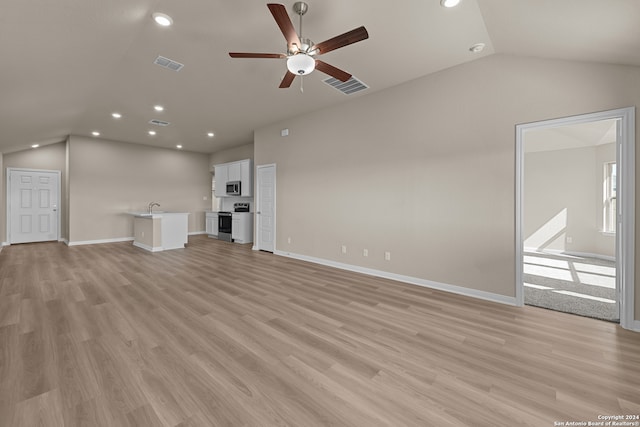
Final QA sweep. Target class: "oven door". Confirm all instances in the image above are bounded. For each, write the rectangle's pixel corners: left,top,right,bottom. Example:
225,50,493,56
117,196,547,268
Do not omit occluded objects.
218,214,232,242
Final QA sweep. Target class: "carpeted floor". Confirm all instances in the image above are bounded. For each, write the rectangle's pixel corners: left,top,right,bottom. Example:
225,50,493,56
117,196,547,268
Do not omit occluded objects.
523,251,618,322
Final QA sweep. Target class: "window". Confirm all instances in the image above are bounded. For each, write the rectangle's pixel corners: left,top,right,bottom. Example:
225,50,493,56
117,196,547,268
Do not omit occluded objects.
603,162,616,233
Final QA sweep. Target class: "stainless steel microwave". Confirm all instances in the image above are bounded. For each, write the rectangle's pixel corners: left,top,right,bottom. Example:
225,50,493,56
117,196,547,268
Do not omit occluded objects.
226,181,241,196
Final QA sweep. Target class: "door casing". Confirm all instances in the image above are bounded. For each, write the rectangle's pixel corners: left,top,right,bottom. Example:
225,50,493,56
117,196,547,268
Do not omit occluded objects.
515,107,636,331
6,167,62,245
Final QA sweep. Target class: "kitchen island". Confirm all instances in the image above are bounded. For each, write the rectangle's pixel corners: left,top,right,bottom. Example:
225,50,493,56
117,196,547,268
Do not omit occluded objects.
128,212,190,252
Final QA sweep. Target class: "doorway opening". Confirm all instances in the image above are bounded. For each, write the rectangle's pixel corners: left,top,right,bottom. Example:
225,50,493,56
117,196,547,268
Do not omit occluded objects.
515,107,635,330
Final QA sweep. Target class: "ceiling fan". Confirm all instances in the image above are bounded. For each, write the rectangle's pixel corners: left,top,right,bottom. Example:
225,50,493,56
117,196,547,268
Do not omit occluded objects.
229,2,369,89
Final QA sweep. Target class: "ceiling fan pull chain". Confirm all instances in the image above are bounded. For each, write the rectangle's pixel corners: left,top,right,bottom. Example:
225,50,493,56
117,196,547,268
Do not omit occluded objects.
300,76,304,93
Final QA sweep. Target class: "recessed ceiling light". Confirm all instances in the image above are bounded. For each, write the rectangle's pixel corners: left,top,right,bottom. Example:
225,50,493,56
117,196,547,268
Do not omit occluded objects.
176,144,183,149
440,0,460,7
148,130,156,136
207,132,215,138
152,12,173,27
111,112,122,119
31,144,39,148
154,105,164,112
92,131,100,137
469,43,486,53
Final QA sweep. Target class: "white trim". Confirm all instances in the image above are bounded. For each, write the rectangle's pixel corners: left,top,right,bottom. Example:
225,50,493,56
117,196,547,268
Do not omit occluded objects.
189,231,207,236
631,320,640,333
6,167,62,245
516,107,635,331
67,237,134,246
1,242,9,247
132,241,162,252
275,250,518,306
524,247,616,262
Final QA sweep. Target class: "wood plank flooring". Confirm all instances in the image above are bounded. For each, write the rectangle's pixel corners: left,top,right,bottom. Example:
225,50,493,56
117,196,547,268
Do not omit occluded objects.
0,235,639,426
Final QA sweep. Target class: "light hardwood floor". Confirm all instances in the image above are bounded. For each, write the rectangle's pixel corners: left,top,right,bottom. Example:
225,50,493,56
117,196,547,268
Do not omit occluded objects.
0,235,639,426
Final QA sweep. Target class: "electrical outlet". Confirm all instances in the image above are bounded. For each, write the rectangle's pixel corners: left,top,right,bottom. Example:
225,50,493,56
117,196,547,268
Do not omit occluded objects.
203,196,208,201
341,245,347,254
287,237,291,244
566,236,573,243
385,251,391,261
363,249,368,257
141,231,145,238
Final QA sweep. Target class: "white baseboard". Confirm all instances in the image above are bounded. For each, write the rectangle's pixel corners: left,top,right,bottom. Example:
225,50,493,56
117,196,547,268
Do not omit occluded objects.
132,241,162,252
189,231,207,236
631,319,640,333
1,242,9,247
524,247,615,262
274,250,518,306
67,237,134,246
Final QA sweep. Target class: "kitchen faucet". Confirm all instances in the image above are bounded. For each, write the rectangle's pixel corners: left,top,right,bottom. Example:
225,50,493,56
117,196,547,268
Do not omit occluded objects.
148,202,160,214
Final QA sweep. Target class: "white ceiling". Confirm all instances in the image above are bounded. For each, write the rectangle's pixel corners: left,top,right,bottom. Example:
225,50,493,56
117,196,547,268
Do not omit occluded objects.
1,0,639,154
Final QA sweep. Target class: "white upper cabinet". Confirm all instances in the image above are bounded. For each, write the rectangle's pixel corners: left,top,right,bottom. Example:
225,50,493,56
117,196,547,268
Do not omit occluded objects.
240,160,252,197
213,159,252,197
213,164,228,198
228,162,241,182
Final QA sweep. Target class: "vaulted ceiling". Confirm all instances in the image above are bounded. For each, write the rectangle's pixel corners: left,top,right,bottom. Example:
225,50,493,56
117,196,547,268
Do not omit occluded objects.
1,0,639,154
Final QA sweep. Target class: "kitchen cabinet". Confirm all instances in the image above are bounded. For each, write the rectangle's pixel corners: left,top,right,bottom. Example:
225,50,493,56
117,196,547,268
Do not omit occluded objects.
205,212,218,237
212,159,252,197
213,165,228,198
231,212,253,244
228,162,241,182
240,160,252,197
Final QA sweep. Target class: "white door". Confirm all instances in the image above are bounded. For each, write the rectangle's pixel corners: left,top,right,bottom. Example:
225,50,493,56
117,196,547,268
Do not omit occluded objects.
256,164,276,252
9,169,59,244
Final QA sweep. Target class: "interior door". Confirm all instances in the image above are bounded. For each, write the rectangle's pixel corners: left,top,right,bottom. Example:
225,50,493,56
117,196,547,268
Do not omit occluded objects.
9,169,59,244
256,164,275,252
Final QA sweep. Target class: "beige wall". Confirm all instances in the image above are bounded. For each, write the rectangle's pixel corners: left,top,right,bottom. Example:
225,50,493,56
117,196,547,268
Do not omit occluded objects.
524,144,615,257
209,142,254,170
254,54,640,320
1,142,68,242
68,136,211,242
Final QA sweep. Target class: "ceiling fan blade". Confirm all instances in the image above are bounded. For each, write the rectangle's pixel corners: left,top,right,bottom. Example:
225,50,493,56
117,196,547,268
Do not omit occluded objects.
315,60,351,82
229,52,286,59
267,3,302,51
310,26,369,55
279,71,296,88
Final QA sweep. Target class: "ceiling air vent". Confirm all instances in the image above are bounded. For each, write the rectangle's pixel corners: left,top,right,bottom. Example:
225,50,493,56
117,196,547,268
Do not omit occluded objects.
153,55,184,72
149,119,170,126
323,76,368,95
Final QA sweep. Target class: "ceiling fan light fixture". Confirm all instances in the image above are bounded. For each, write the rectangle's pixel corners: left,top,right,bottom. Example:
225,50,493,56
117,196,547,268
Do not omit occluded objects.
440,0,461,8
287,54,315,75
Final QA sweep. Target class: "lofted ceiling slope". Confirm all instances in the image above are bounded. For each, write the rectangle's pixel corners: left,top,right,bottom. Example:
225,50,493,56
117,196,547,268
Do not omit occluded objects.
0,0,638,154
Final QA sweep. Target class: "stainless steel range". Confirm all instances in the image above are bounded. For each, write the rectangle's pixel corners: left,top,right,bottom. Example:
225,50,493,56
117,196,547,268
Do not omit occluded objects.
218,202,250,242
